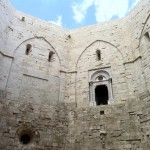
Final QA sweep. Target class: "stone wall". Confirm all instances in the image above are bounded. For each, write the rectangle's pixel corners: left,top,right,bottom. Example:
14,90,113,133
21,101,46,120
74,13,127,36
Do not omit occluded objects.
0,94,150,149
66,95,150,150
0,0,150,149
0,0,15,98
67,0,150,107
0,0,15,51
6,37,60,105
0,0,150,106
0,0,71,104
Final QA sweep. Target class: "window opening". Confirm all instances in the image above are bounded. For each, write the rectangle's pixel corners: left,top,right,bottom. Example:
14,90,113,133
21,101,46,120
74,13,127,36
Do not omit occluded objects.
21,17,25,22
26,44,32,55
145,32,150,41
96,49,101,60
96,75,105,81
48,51,54,62
100,111,104,115
20,134,31,145
95,85,108,105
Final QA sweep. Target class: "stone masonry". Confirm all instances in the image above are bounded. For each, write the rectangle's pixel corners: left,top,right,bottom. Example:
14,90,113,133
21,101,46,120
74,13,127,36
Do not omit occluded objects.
0,0,150,149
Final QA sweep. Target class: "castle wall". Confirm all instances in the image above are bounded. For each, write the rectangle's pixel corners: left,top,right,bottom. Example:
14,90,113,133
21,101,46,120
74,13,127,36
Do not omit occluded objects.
6,37,61,105
0,94,150,149
66,0,150,107
0,0,72,104
1,0,150,106
0,0,15,98
0,0,15,51
139,14,150,96
0,0,150,149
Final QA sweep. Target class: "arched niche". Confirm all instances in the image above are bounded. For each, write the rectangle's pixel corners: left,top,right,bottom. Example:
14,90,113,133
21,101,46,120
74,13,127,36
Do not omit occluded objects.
6,37,61,104
139,31,150,94
75,40,126,107
138,14,150,94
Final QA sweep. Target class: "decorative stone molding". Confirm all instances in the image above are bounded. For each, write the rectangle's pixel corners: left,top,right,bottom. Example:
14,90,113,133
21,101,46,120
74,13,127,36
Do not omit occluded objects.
89,67,113,106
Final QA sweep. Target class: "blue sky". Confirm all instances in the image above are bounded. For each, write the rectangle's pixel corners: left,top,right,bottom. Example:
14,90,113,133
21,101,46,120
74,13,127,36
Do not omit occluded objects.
10,0,140,29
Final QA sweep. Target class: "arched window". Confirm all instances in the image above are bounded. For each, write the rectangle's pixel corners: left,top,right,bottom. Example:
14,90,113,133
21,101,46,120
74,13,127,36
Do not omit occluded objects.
89,69,113,106
96,75,106,81
48,51,54,62
26,44,32,55
96,49,101,60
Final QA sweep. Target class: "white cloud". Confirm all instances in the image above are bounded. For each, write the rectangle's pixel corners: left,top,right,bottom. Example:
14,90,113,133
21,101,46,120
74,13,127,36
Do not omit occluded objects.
49,15,63,26
72,0,140,23
72,0,94,23
94,0,129,23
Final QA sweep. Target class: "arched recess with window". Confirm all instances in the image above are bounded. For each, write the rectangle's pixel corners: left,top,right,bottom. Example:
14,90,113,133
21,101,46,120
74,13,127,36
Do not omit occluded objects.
89,69,113,106
75,40,126,107
6,37,61,105
139,30,150,94
137,14,150,94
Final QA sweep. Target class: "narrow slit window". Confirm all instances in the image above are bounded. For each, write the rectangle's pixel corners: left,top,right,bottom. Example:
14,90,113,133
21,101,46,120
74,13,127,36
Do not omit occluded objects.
96,49,101,61
21,17,25,22
26,44,32,55
48,51,54,62
145,32,150,41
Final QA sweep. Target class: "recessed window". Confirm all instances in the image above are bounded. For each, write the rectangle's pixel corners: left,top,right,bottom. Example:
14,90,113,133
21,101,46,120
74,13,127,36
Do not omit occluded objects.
19,133,31,145
96,76,105,81
21,17,25,22
145,32,150,41
48,51,54,62
96,49,101,61
100,111,104,115
26,44,32,55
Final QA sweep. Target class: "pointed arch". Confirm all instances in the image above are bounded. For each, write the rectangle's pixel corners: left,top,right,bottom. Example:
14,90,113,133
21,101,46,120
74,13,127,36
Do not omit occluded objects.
139,13,150,47
5,37,61,100
12,36,61,66
75,40,124,69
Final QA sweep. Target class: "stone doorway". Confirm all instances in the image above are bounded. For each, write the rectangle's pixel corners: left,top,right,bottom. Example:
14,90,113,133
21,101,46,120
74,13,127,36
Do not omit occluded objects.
95,85,108,105
89,68,113,106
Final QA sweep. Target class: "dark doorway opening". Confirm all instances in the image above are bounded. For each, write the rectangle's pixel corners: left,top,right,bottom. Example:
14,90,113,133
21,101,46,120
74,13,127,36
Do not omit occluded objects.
95,85,108,105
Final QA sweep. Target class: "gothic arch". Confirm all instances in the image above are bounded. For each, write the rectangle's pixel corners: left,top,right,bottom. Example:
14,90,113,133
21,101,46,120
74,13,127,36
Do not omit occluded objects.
75,40,124,69
5,37,61,103
139,13,150,47
138,14,150,95
12,37,61,65
75,40,127,107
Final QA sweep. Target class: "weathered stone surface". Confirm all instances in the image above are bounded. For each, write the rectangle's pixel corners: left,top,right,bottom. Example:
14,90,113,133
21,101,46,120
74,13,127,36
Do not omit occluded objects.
0,0,150,149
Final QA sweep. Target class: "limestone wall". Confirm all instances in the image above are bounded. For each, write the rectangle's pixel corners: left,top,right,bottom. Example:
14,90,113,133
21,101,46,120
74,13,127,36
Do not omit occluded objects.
66,96,150,150
67,0,150,107
0,0,15,51
0,0,150,106
0,0,71,104
0,94,150,149
0,0,15,98
0,0,150,149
